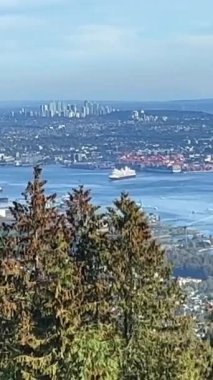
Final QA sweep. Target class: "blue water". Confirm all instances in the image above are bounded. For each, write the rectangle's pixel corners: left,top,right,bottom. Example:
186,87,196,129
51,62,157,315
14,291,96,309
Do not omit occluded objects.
0,165,213,234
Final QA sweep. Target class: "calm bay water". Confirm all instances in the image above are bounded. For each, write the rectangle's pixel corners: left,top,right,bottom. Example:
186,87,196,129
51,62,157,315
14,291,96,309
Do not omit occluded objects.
0,165,213,234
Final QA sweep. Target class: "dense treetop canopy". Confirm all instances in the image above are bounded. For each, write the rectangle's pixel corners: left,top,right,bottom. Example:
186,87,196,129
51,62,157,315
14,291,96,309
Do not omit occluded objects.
0,167,212,379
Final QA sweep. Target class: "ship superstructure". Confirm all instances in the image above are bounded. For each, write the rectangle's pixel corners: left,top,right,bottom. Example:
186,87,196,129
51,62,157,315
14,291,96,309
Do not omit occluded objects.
109,166,136,180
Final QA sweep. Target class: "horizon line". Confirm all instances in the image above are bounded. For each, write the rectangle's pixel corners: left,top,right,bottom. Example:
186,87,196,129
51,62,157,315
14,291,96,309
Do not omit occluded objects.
0,97,213,104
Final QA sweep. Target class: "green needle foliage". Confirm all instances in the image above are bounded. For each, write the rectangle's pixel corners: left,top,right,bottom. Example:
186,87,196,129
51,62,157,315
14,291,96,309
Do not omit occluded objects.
66,186,120,379
106,193,213,379
0,167,81,379
0,169,212,379
66,186,114,325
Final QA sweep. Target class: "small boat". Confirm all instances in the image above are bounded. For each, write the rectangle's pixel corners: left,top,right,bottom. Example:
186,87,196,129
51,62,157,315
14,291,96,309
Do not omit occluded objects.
0,187,3,192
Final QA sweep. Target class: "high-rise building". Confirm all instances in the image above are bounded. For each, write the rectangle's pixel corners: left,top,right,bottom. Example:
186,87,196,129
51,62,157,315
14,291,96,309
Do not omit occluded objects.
88,102,94,115
56,101,63,115
40,104,48,117
71,105,77,115
93,102,99,116
81,106,86,118
105,106,110,114
37,100,112,119
49,101,57,117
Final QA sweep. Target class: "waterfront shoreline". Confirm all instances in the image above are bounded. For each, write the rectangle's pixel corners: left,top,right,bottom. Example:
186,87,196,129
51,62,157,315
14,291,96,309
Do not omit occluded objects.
0,165,212,235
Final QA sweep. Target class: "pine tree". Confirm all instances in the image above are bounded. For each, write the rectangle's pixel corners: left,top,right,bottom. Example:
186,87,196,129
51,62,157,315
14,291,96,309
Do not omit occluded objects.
106,193,212,379
0,167,81,379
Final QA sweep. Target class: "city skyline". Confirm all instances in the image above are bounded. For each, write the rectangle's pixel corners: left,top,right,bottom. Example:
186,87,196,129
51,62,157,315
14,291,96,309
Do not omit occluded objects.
0,0,213,101
11,99,116,118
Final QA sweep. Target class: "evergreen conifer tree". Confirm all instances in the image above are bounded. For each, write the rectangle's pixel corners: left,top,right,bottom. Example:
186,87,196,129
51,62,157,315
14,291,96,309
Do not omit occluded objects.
0,167,81,379
0,171,212,379
65,186,120,379
106,193,212,379
66,186,111,325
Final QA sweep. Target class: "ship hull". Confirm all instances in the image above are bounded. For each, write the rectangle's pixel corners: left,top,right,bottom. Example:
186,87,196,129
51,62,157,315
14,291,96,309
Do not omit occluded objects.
143,166,181,174
109,175,136,181
63,163,96,170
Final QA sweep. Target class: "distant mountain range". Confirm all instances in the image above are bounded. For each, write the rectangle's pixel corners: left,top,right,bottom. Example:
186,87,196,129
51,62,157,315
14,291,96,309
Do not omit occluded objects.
114,99,213,114
1,98,213,113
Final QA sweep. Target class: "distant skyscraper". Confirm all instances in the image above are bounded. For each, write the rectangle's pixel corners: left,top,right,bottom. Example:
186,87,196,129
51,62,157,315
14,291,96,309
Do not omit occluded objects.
56,101,63,115
37,100,112,119
40,105,44,117
49,101,57,117
40,104,48,117
81,106,86,118
88,102,93,115
71,105,77,115
93,103,99,116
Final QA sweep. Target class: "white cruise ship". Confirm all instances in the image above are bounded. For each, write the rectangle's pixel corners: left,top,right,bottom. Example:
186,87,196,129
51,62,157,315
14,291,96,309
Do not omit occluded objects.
109,166,136,181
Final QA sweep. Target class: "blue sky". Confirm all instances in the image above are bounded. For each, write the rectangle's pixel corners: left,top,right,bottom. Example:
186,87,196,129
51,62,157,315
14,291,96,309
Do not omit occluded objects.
0,0,213,101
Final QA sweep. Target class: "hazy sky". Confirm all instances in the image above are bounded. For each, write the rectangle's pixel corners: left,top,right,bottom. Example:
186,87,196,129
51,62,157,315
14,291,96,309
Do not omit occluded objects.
1,0,213,101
